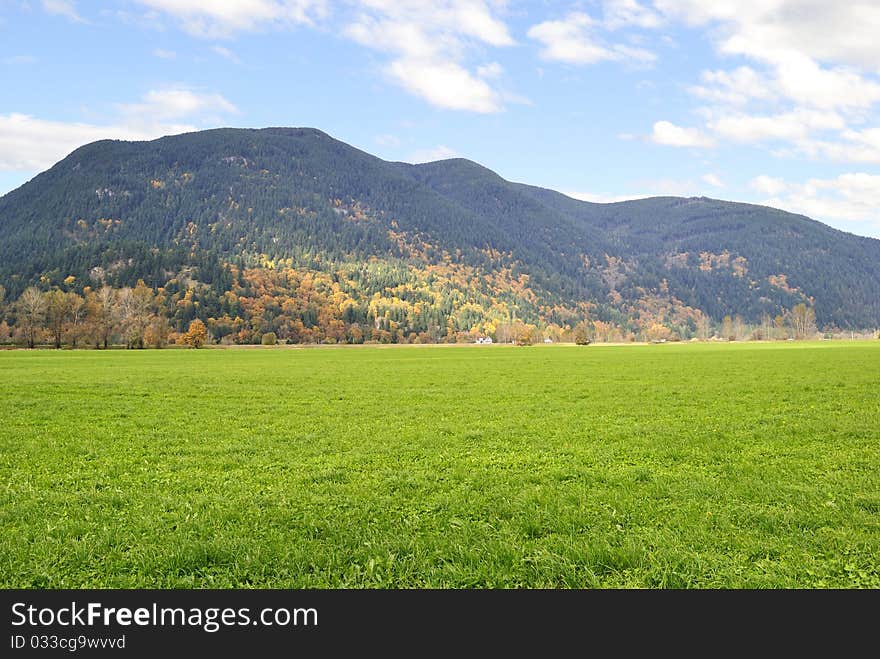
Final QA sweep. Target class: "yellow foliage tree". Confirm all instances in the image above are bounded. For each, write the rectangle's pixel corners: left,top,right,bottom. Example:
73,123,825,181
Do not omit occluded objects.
179,319,207,348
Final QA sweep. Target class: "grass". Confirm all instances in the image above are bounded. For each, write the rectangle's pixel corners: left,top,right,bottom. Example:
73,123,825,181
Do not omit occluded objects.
1,342,878,588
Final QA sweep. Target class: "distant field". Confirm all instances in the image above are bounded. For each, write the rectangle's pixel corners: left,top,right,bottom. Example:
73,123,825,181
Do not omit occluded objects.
1,343,878,588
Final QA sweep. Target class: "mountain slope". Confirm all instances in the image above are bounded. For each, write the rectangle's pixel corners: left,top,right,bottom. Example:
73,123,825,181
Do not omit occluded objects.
1,126,878,336
513,186,880,327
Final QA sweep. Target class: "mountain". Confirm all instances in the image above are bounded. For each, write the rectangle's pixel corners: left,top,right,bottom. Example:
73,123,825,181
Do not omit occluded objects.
1,127,878,342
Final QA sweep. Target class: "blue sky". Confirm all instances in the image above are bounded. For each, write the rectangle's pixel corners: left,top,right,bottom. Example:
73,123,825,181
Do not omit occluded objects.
2,1,880,238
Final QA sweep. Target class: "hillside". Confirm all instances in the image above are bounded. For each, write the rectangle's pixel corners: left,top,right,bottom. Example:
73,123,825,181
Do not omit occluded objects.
0,126,878,343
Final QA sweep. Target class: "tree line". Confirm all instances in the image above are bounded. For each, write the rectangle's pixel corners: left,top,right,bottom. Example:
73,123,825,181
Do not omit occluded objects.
0,282,206,349
1,278,862,349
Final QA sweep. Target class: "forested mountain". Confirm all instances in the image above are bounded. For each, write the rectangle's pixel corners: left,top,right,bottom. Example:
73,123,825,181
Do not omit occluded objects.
0,126,878,345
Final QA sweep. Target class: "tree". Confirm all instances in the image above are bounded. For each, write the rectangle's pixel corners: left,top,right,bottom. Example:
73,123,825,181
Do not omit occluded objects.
510,320,530,345
732,315,748,341
66,292,86,348
646,322,673,342
774,313,788,340
87,286,116,349
44,289,71,349
761,313,774,341
721,315,734,340
790,303,817,340
180,319,207,348
495,322,512,344
16,287,46,349
573,321,592,345
144,315,171,348
116,280,154,349
695,314,711,341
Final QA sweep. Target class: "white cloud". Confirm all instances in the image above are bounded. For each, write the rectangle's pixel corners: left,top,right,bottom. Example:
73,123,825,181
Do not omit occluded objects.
528,13,610,65
708,109,845,144
654,1,880,72
343,1,515,51
136,0,326,38
751,172,880,235
757,51,880,112
409,145,459,163
751,174,788,196
689,66,774,106
701,173,724,188
447,0,514,46
211,45,241,63
0,113,193,171
342,1,515,113
528,12,655,65
152,48,176,59
808,127,880,164
0,89,237,172
344,17,441,60
118,88,238,123
680,10,880,117
389,59,501,113
650,120,715,147
603,0,663,30
653,0,880,69
42,0,85,22
652,1,880,166
128,3,518,113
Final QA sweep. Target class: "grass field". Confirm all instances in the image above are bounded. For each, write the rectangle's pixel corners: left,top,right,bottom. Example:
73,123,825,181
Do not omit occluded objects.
1,342,878,588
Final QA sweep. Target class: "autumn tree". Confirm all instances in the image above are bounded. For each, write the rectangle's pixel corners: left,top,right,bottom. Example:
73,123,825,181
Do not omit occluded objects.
180,319,207,348
573,321,592,345
16,287,46,349
65,292,86,348
44,289,71,349
646,322,673,342
721,315,734,340
86,286,116,349
347,324,363,344
761,313,774,341
495,322,512,344
144,315,171,348
116,280,155,349
790,303,817,339
774,313,788,340
695,314,711,341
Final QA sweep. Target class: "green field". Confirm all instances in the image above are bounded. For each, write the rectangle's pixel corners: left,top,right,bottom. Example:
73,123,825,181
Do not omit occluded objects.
1,343,878,588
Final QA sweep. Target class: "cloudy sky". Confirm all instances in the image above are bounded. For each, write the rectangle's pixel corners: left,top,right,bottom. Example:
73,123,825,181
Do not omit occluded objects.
2,1,880,238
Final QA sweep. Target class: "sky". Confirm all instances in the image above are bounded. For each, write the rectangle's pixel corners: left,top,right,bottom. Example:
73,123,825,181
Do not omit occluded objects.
2,1,880,239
